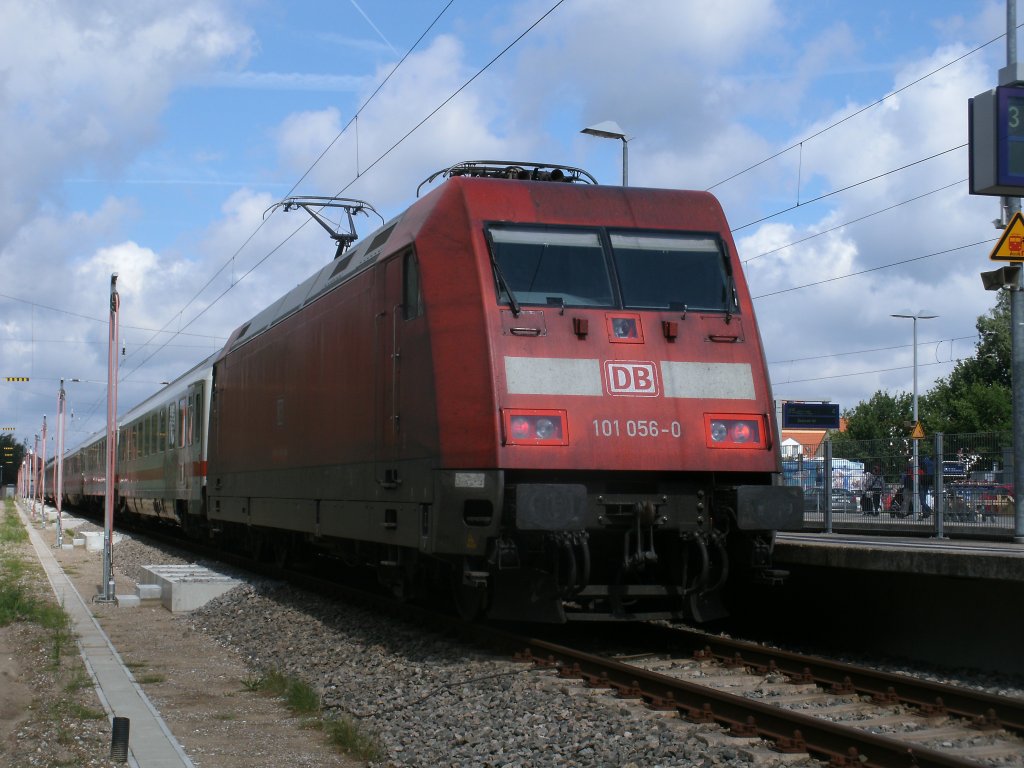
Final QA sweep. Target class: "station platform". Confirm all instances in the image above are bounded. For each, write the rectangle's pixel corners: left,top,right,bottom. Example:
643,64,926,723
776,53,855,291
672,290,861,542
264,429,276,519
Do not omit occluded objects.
751,531,1024,674
774,531,1024,582
17,501,195,768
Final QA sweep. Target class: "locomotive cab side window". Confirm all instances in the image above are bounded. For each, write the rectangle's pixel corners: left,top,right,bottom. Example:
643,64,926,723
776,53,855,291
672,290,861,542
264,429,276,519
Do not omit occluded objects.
486,227,614,309
609,233,735,313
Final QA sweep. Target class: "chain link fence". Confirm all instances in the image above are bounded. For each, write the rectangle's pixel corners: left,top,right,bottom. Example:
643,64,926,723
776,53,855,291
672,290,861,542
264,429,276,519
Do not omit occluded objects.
782,432,1016,538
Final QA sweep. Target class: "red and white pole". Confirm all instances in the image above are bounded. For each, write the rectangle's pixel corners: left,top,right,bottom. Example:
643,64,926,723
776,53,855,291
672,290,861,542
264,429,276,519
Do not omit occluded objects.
102,274,120,601
56,380,66,547
32,434,39,518
40,416,47,522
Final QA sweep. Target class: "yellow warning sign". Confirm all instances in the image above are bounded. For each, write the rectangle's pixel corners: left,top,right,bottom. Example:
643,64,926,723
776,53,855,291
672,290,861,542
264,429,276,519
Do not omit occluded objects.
3,377,29,383
911,421,926,439
990,211,1024,261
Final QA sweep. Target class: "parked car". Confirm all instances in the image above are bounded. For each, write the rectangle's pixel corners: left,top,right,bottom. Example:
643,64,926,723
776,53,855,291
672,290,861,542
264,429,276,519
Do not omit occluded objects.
803,487,860,514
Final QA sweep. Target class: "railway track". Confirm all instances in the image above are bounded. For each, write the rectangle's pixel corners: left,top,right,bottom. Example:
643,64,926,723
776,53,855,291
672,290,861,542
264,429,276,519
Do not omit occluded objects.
480,624,1024,768
90,512,1024,768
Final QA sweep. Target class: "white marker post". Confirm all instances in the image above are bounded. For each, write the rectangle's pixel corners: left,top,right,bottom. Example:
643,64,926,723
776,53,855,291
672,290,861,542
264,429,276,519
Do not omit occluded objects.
101,275,120,602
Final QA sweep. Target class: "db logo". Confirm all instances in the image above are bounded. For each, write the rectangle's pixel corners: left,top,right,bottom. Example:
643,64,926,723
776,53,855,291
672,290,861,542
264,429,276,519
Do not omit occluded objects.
604,361,660,397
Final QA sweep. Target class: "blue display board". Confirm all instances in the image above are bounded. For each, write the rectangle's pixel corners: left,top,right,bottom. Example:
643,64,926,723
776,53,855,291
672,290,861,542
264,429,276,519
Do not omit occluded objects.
781,401,840,430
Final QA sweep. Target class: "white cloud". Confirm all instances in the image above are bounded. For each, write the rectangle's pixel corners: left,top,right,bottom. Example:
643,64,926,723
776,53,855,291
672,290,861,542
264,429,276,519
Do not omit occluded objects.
0,1,253,245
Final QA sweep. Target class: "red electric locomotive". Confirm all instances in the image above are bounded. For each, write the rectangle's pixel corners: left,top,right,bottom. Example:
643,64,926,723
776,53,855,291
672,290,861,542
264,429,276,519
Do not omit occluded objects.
204,161,801,622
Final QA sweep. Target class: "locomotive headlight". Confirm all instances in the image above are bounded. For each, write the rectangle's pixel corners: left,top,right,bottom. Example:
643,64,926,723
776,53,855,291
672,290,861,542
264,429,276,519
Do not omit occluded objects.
732,422,752,442
704,414,766,449
510,416,532,440
534,418,556,440
502,409,568,446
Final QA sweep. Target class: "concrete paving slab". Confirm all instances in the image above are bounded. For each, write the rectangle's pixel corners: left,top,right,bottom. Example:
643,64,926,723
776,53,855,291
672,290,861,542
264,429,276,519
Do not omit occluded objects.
137,583,163,600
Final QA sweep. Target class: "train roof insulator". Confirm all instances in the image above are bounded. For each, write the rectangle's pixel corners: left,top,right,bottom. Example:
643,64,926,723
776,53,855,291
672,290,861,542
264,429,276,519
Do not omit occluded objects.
265,196,384,260
417,161,598,196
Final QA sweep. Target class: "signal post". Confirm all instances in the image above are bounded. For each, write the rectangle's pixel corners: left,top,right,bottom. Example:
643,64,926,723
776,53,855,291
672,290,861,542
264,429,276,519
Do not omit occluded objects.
969,0,1024,543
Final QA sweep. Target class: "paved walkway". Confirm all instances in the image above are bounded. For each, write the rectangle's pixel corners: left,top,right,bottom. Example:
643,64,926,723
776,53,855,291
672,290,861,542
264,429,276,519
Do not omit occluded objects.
17,502,194,768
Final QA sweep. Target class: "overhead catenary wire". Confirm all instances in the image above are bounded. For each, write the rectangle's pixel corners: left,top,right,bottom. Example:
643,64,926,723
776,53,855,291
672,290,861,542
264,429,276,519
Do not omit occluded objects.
30,7,1004,442
751,238,996,300
771,357,955,387
706,27,1010,192
115,2,458,385
731,144,967,234
768,334,981,365
120,0,570,384
742,179,966,264
67,0,570,436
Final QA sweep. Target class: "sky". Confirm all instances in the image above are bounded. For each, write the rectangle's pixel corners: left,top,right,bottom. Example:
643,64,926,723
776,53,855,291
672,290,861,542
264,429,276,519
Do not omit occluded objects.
0,0,1016,453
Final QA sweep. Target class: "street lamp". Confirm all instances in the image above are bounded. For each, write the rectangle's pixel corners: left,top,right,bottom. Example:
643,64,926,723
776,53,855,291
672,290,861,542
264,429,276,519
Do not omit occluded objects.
581,121,630,186
892,309,938,517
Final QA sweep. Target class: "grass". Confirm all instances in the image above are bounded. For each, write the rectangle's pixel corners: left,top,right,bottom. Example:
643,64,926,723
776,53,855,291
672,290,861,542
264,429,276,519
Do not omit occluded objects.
0,501,75,667
0,498,104,744
135,672,167,684
64,667,93,694
242,668,384,760
324,715,385,761
0,500,28,544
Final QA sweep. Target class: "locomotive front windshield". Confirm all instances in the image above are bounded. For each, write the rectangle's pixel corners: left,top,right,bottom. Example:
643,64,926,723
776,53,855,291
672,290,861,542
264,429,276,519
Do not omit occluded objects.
486,225,735,313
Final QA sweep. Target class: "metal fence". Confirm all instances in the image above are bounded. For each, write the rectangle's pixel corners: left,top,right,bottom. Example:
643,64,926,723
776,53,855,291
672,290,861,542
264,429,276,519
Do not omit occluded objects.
782,432,1017,539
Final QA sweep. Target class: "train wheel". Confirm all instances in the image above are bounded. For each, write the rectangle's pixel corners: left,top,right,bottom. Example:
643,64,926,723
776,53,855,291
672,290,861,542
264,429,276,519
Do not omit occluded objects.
452,558,489,621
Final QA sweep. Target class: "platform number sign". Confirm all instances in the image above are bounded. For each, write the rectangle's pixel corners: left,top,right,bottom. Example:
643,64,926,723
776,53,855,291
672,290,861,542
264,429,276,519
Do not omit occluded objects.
970,84,1024,196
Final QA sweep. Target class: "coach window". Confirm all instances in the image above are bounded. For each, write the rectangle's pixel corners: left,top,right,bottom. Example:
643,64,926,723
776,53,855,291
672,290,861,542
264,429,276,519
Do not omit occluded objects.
158,408,167,452
187,394,195,446
402,250,423,320
195,392,202,445
178,398,186,447
167,404,176,449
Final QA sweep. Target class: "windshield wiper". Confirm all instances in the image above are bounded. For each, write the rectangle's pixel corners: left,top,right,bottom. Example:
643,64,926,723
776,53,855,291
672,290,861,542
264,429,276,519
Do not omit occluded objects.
491,257,522,317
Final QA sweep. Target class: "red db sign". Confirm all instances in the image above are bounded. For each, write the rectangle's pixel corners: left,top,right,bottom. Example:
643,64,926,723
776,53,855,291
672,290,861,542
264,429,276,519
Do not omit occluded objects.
604,361,659,397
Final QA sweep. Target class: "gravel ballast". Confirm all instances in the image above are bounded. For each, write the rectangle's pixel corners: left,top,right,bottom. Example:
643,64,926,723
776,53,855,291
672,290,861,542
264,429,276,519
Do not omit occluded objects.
104,525,1021,768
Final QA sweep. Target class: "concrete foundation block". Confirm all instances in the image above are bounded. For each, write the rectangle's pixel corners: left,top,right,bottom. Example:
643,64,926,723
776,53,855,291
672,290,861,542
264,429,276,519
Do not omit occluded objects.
115,594,141,608
82,532,103,552
138,564,240,613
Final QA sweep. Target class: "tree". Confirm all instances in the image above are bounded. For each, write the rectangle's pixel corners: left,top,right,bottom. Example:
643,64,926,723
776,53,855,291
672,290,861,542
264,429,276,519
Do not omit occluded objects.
0,434,26,488
830,391,913,477
920,293,1012,434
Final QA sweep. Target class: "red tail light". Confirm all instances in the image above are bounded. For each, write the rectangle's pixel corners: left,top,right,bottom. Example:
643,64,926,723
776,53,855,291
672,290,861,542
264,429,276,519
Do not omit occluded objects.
502,409,568,446
704,414,766,449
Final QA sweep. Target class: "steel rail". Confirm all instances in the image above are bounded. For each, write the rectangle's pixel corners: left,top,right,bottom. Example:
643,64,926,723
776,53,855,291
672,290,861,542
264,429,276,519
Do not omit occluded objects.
492,633,996,768
638,623,1024,734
